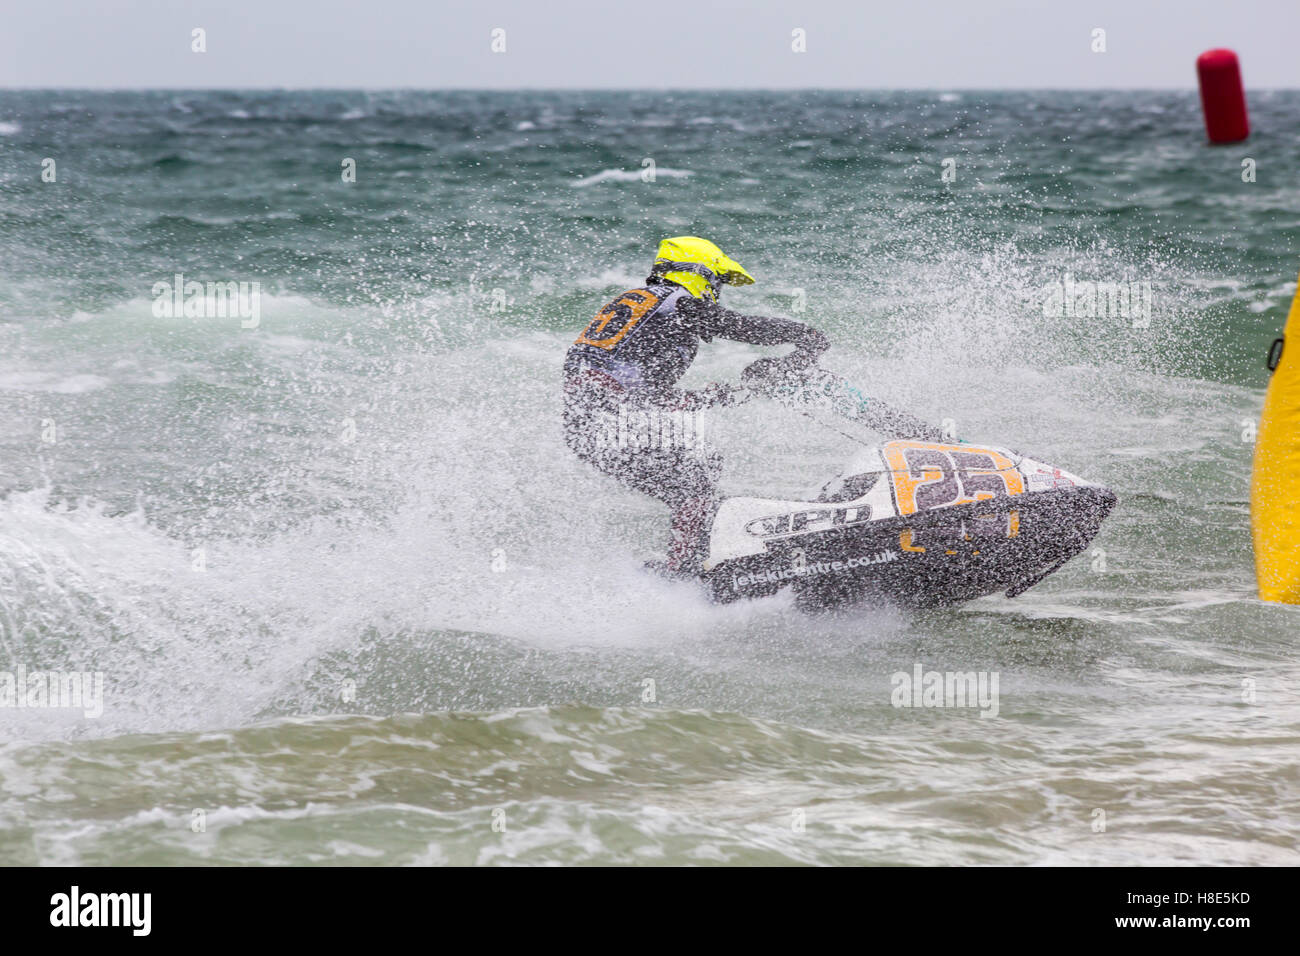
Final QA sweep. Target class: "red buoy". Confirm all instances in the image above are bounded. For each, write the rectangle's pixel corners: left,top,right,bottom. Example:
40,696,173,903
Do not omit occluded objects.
1196,48,1249,144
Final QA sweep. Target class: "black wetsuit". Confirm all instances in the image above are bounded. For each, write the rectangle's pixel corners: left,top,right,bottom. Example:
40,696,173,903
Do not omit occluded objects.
563,278,828,571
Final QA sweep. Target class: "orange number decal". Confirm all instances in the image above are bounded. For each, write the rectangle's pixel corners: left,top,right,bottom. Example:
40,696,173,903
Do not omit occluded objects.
574,289,662,350
884,441,1025,517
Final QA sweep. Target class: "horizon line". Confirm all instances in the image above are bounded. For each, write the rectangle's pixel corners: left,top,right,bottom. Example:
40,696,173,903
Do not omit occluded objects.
3,85,1298,93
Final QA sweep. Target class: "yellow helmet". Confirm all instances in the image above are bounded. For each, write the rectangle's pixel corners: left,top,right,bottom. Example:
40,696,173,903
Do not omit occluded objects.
650,236,755,302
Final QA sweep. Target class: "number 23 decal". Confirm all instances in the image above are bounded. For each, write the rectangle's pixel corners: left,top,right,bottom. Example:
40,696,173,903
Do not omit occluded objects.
883,441,1025,516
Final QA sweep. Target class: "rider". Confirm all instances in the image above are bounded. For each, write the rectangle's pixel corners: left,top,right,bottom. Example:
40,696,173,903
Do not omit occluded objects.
563,237,829,575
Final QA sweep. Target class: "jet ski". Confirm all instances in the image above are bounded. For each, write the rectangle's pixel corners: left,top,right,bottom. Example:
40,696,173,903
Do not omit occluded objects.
699,364,1117,610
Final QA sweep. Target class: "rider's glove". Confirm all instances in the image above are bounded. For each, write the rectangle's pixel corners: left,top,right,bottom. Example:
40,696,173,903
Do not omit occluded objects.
741,353,813,388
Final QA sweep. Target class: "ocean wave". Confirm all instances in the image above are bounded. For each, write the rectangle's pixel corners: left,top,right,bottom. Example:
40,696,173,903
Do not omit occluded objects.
4,701,1298,865
570,168,692,187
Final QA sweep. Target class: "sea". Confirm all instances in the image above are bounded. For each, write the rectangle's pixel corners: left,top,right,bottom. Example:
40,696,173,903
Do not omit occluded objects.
0,89,1297,865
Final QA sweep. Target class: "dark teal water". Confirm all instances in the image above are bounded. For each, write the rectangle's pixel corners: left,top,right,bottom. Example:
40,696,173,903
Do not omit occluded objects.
0,91,1297,865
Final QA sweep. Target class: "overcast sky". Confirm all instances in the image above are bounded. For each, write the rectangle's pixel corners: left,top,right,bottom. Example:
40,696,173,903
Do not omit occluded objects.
3,0,1297,89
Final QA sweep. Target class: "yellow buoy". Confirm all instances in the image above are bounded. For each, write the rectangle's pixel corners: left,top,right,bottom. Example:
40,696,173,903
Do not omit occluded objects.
1251,267,1300,603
